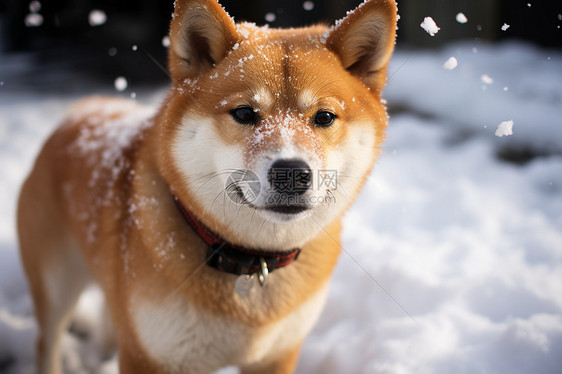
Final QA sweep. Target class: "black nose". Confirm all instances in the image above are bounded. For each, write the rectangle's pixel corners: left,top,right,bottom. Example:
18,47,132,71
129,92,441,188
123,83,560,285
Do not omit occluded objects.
268,159,312,195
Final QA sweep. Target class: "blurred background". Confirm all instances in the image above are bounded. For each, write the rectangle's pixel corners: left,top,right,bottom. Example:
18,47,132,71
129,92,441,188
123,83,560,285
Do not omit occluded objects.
0,0,560,91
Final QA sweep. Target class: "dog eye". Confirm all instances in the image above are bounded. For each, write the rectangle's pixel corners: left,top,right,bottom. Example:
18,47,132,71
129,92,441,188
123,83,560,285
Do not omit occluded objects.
231,107,257,125
314,111,336,127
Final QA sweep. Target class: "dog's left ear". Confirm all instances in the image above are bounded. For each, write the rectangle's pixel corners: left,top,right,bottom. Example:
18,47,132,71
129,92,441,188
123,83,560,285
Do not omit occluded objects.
168,0,241,81
326,0,397,92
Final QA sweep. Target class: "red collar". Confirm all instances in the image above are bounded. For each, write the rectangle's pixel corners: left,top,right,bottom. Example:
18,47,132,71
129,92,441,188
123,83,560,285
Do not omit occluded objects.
173,196,301,284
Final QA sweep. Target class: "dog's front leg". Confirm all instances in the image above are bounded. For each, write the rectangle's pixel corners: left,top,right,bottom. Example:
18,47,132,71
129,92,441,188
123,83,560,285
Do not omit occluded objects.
240,343,302,374
118,346,170,374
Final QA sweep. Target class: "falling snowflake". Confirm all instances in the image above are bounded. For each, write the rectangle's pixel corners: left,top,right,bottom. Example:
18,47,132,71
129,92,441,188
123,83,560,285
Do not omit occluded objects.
29,1,41,13
114,77,128,92
303,1,314,11
89,9,107,27
456,13,468,24
162,36,171,48
495,120,514,137
481,74,494,85
421,17,440,36
443,57,458,70
24,13,43,27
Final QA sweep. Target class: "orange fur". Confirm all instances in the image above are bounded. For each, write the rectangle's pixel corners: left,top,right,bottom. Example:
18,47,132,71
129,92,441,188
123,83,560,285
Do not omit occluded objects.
17,1,397,373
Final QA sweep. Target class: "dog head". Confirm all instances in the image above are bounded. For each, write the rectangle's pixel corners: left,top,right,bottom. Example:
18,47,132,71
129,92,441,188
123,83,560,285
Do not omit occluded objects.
158,0,397,250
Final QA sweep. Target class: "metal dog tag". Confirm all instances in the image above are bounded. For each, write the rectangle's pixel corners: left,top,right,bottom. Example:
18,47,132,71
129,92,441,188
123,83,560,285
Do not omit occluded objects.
235,274,255,296
258,257,269,287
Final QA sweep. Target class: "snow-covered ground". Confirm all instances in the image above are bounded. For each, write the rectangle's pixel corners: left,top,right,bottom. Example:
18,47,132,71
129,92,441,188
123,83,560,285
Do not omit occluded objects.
1,41,561,374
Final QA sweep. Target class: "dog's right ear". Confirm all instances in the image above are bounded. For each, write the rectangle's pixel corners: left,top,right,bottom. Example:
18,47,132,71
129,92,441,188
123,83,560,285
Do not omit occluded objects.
168,0,240,81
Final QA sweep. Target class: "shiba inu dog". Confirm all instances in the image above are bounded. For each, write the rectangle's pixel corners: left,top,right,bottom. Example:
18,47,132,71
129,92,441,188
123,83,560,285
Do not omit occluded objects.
17,0,397,372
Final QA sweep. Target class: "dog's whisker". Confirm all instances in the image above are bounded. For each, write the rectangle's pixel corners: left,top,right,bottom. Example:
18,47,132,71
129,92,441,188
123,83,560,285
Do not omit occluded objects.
219,198,226,220
256,212,268,236
191,170,240,192
335,180,352,202
236,201,245,217
190,169,240,184
210,187,229,212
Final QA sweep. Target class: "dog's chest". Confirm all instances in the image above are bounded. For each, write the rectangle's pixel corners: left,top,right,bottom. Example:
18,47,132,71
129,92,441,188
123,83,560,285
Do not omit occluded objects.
131,284,328,373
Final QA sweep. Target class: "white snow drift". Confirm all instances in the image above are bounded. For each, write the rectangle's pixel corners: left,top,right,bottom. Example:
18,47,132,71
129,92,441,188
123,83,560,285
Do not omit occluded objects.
1,41,561,374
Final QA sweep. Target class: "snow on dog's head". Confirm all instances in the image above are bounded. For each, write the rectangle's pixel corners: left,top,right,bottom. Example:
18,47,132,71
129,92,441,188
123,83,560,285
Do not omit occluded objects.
157,0,397,250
